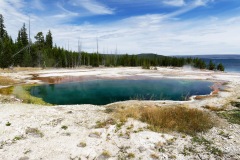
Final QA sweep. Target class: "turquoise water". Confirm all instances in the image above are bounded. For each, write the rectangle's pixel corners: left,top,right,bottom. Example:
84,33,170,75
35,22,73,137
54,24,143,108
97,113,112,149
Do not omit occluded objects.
30,79,213,105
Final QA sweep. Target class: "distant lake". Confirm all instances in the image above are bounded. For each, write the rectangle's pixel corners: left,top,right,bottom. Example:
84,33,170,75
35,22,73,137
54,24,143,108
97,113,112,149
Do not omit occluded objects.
203,58,240,72
30,79,213,105
179,55,240,73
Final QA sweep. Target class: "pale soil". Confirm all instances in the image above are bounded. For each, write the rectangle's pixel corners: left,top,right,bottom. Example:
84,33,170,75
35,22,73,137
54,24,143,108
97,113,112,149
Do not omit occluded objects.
0,67,240,160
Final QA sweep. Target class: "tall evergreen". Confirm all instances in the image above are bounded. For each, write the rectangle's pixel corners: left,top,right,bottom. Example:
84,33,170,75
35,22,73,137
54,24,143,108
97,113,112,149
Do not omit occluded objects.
34,32,45,67
14,23,29,66
0,14,8,69
20,23,28,46
217,63,224,71
45,30,53,49
0,14,6,39
208,60,215,70
0,35,14,69
34,32,44,48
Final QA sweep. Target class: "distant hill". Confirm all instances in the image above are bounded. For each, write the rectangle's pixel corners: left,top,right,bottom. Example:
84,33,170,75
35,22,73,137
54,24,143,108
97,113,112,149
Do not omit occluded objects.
100,53,166,59
137,53,165,59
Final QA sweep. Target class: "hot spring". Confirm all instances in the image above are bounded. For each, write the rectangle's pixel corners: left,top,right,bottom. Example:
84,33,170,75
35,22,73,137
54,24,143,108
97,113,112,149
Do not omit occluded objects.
29,78,213,105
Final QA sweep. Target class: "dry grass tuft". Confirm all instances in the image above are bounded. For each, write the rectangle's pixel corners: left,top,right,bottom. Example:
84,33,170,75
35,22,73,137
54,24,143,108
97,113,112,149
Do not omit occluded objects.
194,95,217,100
0,67,41,73
114,107,142,122
95,118,116,128
113,105,215,135
0,76,18,86
140,106,214,135
202,105,226,112
14,67,41,71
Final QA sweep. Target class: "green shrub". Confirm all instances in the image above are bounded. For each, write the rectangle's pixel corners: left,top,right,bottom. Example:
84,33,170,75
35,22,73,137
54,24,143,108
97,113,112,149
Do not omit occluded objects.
61,125,68,130
6,121,11,126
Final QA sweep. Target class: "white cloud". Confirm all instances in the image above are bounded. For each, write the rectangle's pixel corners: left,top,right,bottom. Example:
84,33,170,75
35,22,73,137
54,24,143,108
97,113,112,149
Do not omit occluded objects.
69,0,114,15
0,0,29,37
160,0,214,20
46,14,240,55
3,0,25,9
0,0,239,55
55,2,79,18
162,0,186,7
162,0,213,7
31,0,45,11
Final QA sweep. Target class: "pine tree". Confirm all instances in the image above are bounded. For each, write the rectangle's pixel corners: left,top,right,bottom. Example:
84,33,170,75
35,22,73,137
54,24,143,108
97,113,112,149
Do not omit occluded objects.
0,35,14,69
13,24,30,66
35,32,45,47
0,14,9,69
20,23,28,46
45,30,53,49
217,63,224,71
208,60,215,70
0,14,6,39
34,32,45,67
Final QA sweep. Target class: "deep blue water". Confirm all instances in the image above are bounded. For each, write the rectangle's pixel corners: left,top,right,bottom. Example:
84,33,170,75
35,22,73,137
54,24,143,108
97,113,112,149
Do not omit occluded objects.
180,55,240,72
30,79,213,105
203,58,240,72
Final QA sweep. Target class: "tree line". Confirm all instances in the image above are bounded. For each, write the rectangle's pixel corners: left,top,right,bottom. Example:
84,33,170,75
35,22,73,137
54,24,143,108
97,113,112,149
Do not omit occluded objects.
0,14,224,71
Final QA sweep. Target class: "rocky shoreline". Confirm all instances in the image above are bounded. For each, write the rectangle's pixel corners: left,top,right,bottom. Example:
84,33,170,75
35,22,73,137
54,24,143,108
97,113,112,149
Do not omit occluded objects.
0,67,240,160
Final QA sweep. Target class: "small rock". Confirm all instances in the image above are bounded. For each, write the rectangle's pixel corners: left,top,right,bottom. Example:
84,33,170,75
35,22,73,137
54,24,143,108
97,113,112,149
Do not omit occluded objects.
96,154,110,160
67,111,73,114
138,146,146,153
70,155,81,160
61,132,71,136
89,132,101,138
19,156,29,160
23,149,31,154
121,135,130,139
50,118,63,127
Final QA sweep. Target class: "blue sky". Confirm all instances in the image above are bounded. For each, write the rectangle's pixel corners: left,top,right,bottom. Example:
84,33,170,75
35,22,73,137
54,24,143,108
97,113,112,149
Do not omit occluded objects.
0,0,240,55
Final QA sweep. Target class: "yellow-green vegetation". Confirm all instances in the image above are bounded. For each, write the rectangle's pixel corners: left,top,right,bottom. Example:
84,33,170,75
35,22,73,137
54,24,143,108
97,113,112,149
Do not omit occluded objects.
13,85,51,105
181,146,196,156
218,110,240,125
191,136,223,156
150,153,159,159
218,130,230,138
101,150,111,158
127,153,135,159
113,105,215,135
0,86,14,95
0,76,18,86
95,118,116,128
78,142,87,148
25,127,44,138
115,122,125,132
13,136,24,141
230,101,240,108
216,101,240,125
